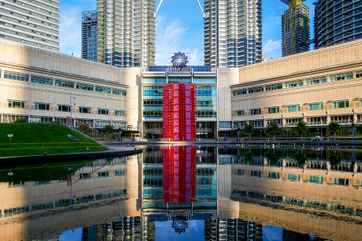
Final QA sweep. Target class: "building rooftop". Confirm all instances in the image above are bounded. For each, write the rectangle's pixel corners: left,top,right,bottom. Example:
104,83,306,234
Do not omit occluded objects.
0,39,141,85
147,65,212,73
236,39,362,85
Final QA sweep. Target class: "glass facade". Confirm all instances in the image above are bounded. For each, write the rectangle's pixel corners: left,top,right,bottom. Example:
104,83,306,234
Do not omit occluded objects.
142,73,217,138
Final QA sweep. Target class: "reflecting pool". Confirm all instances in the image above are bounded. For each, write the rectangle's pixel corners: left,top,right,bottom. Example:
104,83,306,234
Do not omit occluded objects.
0,146,361,241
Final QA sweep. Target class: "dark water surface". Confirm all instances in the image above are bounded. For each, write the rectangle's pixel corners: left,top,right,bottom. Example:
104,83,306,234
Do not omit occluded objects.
0,145,361,241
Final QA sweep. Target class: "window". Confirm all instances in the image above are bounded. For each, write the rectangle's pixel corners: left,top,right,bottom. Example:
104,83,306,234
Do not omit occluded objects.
193,78,216,84
288,104,301,113
112,88,127,96
332,100,349,109
98,171,109,177
356,71,362,79
251,170,262,177
248,86,264,94
98,108,109,115
95,85,112,94
31,75,53,85
115,169,126,176
144,99,163,106
330,72,353,81
234,169,245,176
115,110,125,116
34,102,50,110
268,106,280,114
285,80,304,88
265,83,283,91
330,177,349,186
308,176,324,184
79,106,91,114
288,174,300,182
197,86,214,96
219,121,232,129
232,88,247,96
144,86,163,97
58,105,71,112
309,102,324,111
308,78,327,85
250,108,261,116
197,100,213,107
268,172,280,179
197,111,217,118
143,78,167,84
55,79,75,88
169,77,191,83
234,110,245,116
143,111,162,118
8,100,25,108
4,71,29,81
76,83,94,91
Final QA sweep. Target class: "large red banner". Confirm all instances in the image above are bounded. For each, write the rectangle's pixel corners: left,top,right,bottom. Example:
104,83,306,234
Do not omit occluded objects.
162,146,196,204
163,83,196,141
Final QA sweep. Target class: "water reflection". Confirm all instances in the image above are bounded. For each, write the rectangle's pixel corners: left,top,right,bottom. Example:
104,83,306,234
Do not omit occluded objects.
0,146,360,240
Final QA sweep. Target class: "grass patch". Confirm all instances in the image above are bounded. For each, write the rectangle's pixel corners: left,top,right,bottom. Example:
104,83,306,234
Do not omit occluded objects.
0,123,105,157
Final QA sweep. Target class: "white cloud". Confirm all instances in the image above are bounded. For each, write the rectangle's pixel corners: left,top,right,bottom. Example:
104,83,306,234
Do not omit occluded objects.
59,6,82,57
263,39,281,59
156,17,203,65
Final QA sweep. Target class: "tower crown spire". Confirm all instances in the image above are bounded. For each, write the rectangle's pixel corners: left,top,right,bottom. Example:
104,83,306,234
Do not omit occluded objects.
281,0,304,8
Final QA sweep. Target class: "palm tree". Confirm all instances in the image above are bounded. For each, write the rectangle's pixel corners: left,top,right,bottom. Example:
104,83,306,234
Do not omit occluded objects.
266,121,280,139
244,123,254,139
296,121,309,138
328,122,341,139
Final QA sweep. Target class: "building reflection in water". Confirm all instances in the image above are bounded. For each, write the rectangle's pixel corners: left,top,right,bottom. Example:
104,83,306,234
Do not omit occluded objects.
162,146,196,204
0,146,360,240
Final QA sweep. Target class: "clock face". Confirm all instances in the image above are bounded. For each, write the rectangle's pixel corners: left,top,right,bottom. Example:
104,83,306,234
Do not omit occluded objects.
171,52,189,68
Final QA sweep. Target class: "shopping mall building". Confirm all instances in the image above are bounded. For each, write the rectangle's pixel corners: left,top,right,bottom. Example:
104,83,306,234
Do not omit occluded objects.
1,39,362,138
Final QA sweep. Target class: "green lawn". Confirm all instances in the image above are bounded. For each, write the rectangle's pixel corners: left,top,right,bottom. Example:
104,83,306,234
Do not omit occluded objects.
0,123,105,157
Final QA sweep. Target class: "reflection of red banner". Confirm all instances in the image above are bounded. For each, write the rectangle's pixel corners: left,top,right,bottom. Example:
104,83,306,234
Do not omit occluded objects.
162,146,196,204
163,83,196,141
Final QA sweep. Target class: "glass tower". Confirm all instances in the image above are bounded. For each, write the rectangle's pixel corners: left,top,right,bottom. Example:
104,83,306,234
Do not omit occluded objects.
0,0,59,51
97,0,155,67
315,0,362,49
281,0,310,56
81,11,98,62
204,0,262,68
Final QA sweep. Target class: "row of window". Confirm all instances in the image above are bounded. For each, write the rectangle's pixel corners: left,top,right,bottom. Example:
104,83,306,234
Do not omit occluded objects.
233,190,362,217
2,70,127,96
142,78,216,84
233,99,356,117
143,86,216,97
7,100,125,116
143,111,217,119
234,113,362,128
234,169,352,186
0,189,127,218
232,70,362,97
79,169,126,179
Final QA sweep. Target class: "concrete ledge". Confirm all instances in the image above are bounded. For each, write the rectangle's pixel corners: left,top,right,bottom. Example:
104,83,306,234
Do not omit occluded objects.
102,139,362,147
0,148,142,167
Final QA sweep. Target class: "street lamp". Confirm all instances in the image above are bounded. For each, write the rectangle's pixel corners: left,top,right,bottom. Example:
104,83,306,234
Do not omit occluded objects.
69,96,76,128
7,134,14,143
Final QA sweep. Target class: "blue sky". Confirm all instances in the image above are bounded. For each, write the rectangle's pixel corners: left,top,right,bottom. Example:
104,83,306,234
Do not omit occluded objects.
60,0,315,64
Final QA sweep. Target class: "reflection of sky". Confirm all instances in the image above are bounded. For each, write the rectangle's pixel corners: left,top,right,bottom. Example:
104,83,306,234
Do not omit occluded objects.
263,225,283,241
59,228,83,241
155,220,204,241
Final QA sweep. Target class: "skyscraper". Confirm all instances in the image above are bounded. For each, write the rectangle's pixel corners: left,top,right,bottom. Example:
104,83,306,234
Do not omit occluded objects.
315,0,362,49
81,11,98,62
0,0,59,51
204,0,262,68
281,0,310,56
97,0,155,67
